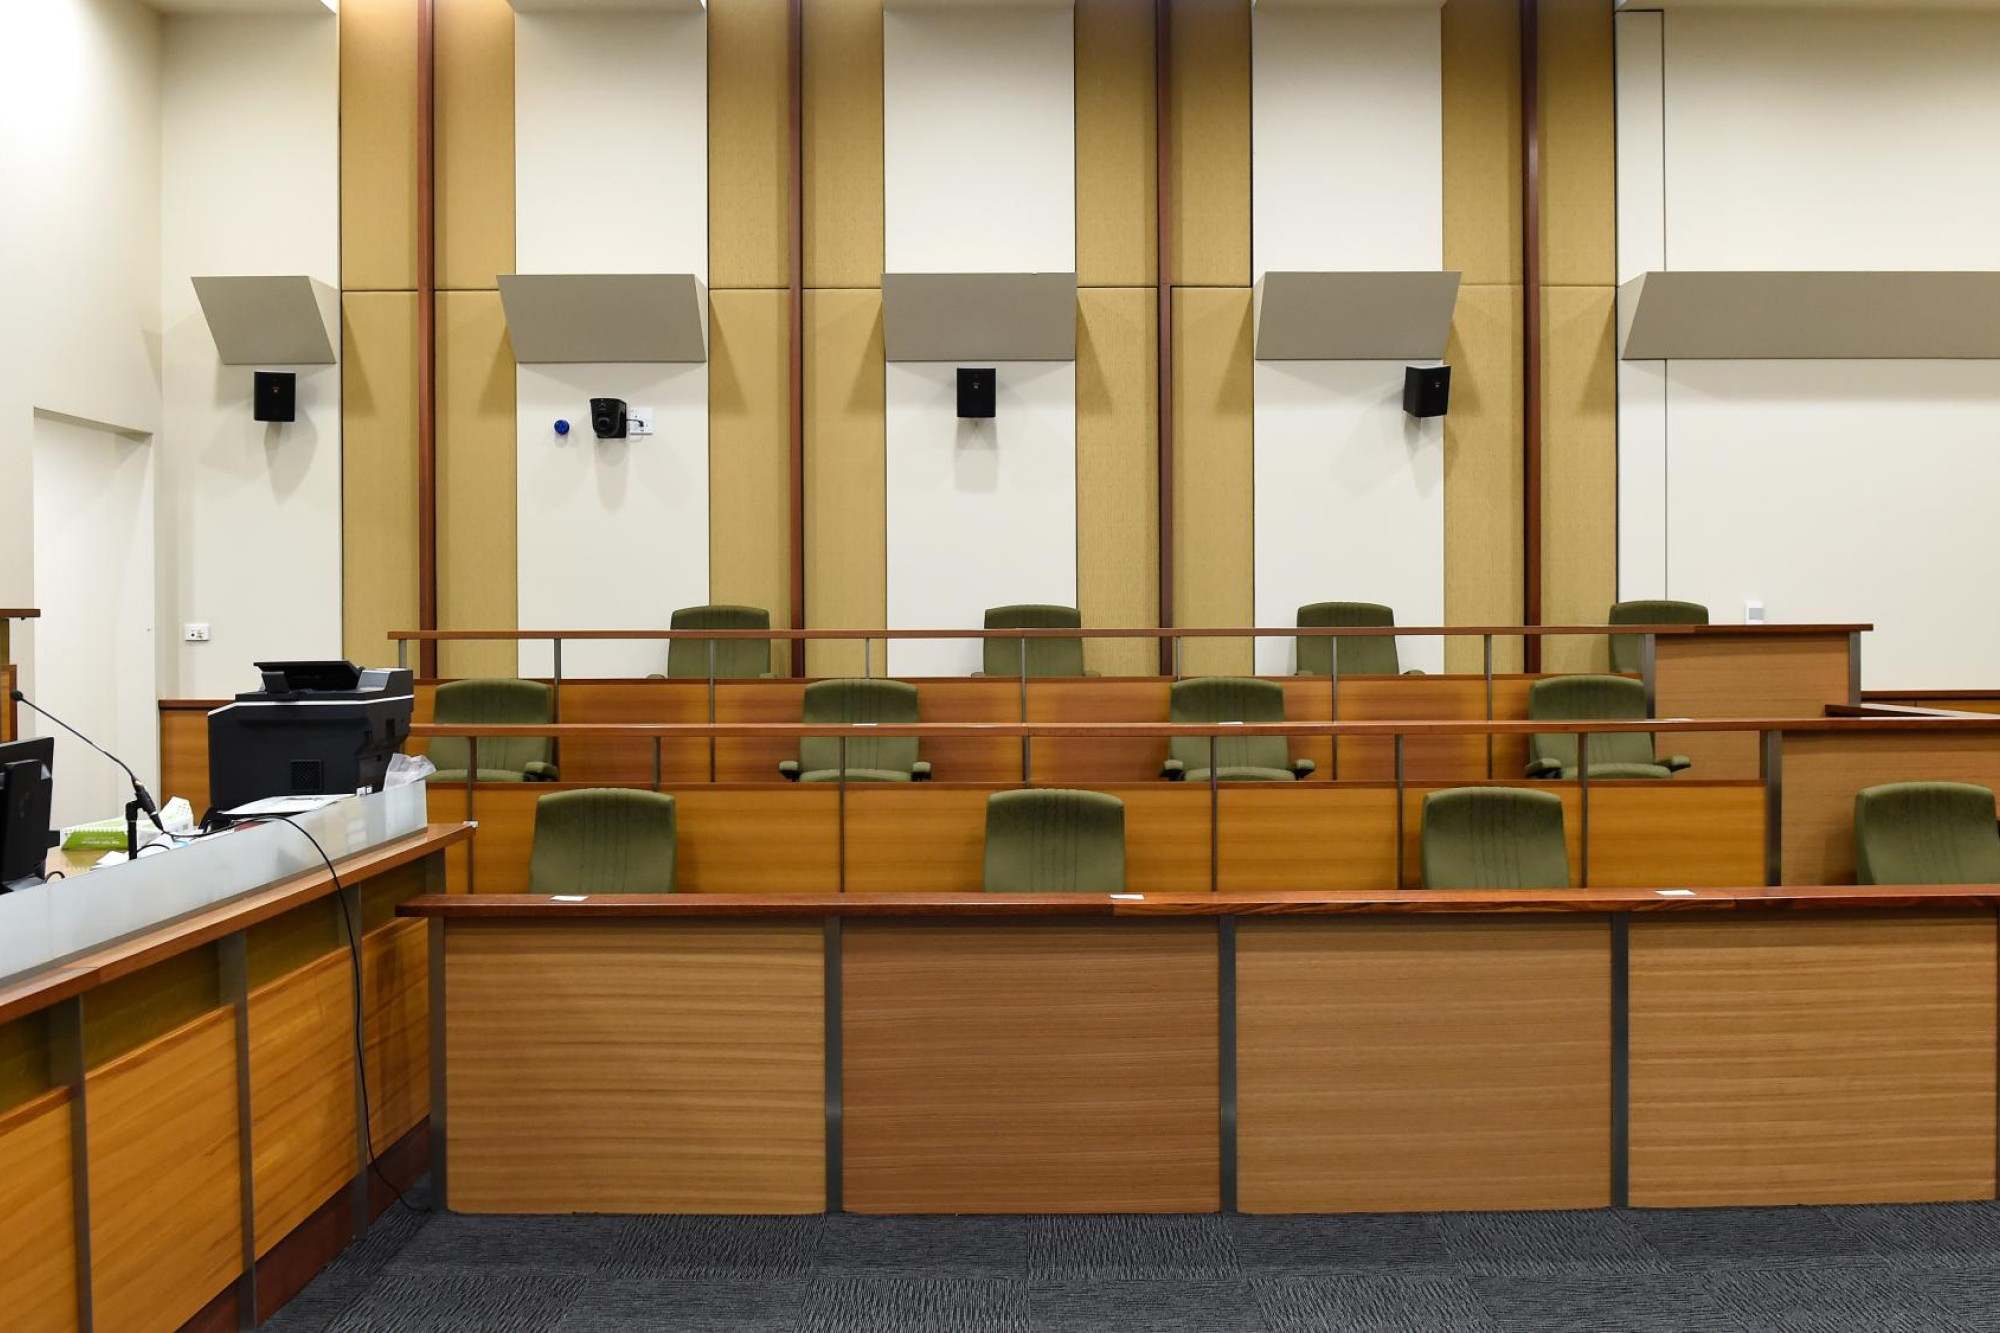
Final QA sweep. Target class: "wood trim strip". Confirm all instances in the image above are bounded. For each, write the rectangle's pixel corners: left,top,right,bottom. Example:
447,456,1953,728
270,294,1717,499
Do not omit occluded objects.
789,0,807,677
1521,0,1544,673
416,0,439,681
385,623,1869,643
1154,0,1175,676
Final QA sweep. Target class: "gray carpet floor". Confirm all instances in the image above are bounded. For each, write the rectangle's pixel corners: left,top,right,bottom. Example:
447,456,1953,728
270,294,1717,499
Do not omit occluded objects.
263,1187,2000,1331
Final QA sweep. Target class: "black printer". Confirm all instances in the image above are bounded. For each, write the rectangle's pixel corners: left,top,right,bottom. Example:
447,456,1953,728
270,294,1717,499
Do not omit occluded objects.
206,661,415,816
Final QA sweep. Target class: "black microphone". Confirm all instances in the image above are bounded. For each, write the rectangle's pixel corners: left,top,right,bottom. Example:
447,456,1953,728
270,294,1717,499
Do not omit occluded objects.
10,689,168,836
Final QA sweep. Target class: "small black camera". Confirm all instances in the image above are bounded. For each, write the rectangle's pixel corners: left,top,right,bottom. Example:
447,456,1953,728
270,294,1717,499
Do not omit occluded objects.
590,397,629,440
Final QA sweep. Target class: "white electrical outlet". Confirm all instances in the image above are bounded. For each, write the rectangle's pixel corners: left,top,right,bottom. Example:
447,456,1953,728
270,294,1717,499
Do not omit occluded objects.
183,623,211,643
626,406,655,437
1744,600,1766,626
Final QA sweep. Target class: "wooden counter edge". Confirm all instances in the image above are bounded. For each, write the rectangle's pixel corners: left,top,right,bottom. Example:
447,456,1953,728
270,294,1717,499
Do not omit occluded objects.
0,822,473,1027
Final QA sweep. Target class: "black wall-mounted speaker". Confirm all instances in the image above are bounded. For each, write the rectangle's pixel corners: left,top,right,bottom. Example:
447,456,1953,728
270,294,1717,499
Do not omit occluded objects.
1403,365,1451,419
957,367,996,420
254,371,296,424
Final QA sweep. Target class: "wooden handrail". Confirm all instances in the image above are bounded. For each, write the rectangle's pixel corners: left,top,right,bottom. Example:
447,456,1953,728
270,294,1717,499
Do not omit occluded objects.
0,609,40,619
386,623,1870,642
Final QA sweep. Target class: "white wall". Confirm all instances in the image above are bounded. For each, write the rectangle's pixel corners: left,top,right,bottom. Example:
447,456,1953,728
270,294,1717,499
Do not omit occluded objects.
1250,5,1444,671
882,4,1077,673
515,11,710,678
884,363,1078,676
158,14,341,699
31,413,159,827
1616,9,2000,686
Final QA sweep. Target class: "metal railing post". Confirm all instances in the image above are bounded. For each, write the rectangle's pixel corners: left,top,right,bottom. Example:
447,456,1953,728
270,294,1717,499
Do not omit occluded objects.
708,638,719,783
1209,734,1220,894
1328,636,1340,781
1020,636,1031,784
1483,633,1495,779
1578,731,1591,888
1394,732,1407,888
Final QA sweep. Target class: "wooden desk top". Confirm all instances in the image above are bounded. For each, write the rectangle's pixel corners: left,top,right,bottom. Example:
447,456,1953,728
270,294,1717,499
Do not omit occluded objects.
0,822,472,1027
398,882,2000,922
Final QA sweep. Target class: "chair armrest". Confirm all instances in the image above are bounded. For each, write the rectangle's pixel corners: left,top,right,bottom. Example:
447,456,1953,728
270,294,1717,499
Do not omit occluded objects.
778,760,801,782
912,761,932,782
1084,669,1101,678
1162,758,1186,781
1402,669,1426,676
1661,754,1692,774
523,762,559,782
1290,759,1317,779
759,672,775,680
1525,758,1565,779
970,671,987,678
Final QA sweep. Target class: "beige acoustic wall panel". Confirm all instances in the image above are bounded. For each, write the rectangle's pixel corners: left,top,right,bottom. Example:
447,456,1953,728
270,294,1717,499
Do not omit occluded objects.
342,294,422,667
711,290,793,675
1443,286,1525,672
804,290,886,676
1173,288,1254,676
1539,0,1616,288
1168,0,1250,287
437,0,515,292
710,0,790,290
1076,0,1157,289
1541,287,1617,674
342,0,419,291
437,292,518,680
1442,0,1521,287
804,0,885,288
1077,289,1159,678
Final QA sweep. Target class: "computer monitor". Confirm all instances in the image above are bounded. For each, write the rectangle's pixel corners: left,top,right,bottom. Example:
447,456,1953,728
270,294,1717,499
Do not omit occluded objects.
0,736,55,894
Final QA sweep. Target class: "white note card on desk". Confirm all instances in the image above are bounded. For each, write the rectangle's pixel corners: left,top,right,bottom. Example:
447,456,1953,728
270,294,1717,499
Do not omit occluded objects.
552,895,588,902
1656,889,1697,897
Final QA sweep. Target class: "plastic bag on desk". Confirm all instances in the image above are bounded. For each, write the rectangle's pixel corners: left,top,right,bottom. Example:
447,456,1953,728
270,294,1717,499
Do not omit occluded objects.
386,753,436,789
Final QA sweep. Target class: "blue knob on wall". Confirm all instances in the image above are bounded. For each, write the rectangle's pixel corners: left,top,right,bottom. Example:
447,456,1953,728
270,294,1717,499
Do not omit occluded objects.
554,419,571,437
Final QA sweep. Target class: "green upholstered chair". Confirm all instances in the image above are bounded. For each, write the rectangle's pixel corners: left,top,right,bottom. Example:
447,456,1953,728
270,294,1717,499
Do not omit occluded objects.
1421,787,1571,890
1608,599,1709,675
1525,675,1690,781
427,678,557,782
1854,782,2000,885
666,604,775,680
1295,601,1414,677
982,789,1126,894
779,678,931,783
1162,677,1315,782
527,789,677,895
979,604,1097,678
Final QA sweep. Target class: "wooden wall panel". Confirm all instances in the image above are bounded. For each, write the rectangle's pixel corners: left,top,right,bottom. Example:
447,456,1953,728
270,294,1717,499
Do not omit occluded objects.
342,294,422,667
249,953,358,1257
1441,0,1522,288
246,897,344,991
445,920,824,1213
1172,288,1254,676
436,0,514,292
1630,912,1998,1206
803,0,884,288
436,291,517,681
1780,730,2000,886
1076,0,1157,288
85,945,220,1069
803,290,887,677
1076,289,1160,678
1238,918,1611,1212
843,920,1219,1212
710,0,791,290
1539,0,1617,288
159,705,212,822
0,1012,51,1117
1443,286,1525,673
710,290,793,676
341,0,419,291
1539,286,1617,675
88,1012,242,1333
0,1090,76,1333
1167,0,1250,287
1656,632,1855,780
1587,783,1765,889
364,920,430,1149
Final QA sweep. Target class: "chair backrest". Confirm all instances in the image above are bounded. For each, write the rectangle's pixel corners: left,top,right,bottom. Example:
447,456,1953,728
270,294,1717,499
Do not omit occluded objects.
528,789,677,894
798,678,922,776
1608,599,1708,674
1295,601,1400,676
1167,677,1293,773
982,604,1088,677
428,677,553,777
1854,782,2000,885
982,789,1126,894
1527,675,1658,773
666,604,774,679
1421,787,1571,890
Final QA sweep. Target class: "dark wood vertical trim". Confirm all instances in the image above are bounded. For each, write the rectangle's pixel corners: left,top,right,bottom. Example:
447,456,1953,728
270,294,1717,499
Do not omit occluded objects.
416,0,440,680
1154,0,1175,677
789,0,807,679
1521,0,1544,674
